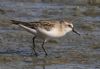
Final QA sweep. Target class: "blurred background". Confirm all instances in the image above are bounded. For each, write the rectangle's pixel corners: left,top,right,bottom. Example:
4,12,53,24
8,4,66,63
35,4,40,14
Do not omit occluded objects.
0,0,100,69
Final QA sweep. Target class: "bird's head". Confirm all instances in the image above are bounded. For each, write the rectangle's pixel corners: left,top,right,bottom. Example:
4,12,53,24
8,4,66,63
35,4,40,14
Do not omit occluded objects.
64,22,80,35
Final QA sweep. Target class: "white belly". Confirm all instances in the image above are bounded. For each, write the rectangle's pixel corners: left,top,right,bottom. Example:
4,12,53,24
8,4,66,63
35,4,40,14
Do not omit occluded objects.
38,28,67,38
18,24,72,38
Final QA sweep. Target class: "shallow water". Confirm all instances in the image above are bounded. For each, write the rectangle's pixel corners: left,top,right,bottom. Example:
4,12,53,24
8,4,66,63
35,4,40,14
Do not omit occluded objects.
0,1,100,69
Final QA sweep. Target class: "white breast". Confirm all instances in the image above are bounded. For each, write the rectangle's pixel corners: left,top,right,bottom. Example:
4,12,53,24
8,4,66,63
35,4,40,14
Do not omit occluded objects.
38,27,68,38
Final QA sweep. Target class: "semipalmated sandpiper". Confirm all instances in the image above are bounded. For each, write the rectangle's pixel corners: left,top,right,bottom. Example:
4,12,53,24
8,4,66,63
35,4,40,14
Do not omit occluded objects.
11,20,80,56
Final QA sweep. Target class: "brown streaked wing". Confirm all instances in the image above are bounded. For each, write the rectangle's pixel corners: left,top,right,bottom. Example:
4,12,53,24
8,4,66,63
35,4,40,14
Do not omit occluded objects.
12,20,56,31
30,21,55,31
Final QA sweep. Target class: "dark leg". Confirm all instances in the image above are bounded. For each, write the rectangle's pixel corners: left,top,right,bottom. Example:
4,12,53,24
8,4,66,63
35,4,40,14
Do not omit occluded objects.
32,36,38,56
41,39,48,56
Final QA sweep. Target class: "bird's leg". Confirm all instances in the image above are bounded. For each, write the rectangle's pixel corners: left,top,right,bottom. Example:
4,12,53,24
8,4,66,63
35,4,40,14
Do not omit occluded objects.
32,36,38,56
41,39,48,56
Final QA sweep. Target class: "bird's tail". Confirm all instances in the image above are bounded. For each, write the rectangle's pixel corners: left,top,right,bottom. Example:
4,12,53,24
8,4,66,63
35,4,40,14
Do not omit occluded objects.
11,20,27,25
10,20,37,34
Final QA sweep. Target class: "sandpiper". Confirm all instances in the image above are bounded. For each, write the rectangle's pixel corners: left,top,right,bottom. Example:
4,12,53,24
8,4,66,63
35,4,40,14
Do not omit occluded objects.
11,20,80,56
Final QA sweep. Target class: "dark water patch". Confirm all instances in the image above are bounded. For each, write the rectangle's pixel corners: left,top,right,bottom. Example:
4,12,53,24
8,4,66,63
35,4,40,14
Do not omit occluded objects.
0,50,32,56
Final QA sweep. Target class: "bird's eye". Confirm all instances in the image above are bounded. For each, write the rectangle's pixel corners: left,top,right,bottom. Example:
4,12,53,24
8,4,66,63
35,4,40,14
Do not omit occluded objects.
68,25,72,27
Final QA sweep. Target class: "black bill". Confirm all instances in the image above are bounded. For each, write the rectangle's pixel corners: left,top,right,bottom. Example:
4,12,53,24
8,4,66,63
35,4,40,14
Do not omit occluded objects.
72,28,80,36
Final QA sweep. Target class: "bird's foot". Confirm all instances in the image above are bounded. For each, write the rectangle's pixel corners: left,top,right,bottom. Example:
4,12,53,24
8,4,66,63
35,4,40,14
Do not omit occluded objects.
31,52,38,56
34,53,38,56
45,53,48,56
